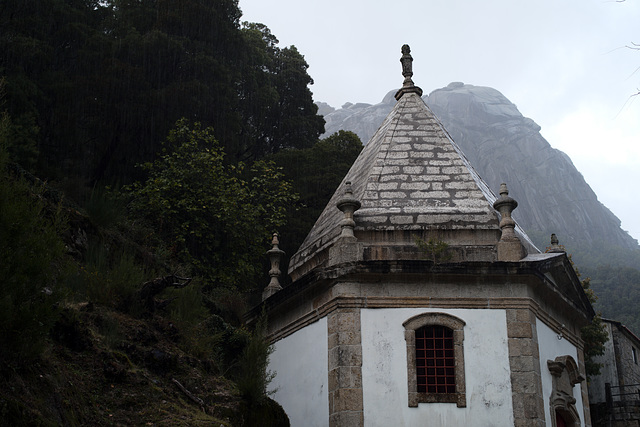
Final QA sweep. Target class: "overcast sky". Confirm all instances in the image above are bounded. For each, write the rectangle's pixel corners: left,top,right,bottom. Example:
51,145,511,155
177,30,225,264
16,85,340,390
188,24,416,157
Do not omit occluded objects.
239,0,640,243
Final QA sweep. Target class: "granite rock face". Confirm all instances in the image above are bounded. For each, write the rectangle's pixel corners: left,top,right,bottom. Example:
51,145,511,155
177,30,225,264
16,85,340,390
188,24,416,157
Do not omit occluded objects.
320,83,638,251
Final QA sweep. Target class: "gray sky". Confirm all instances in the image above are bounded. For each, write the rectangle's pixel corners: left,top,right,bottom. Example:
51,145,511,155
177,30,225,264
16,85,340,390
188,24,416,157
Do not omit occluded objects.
239,0,640,243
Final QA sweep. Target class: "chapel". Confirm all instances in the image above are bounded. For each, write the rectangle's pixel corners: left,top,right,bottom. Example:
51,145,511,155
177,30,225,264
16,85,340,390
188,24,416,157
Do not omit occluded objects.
248,45,595,427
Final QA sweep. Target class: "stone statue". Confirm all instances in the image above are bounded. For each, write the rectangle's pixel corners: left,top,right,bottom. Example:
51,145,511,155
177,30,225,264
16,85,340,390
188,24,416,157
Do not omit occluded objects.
394,44,423,99
400,44,413,83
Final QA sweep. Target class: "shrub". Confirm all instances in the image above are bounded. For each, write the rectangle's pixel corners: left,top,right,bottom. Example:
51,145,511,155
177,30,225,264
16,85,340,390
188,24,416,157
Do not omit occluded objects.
0,145,67,363
235,315,275,405
123,119,296,292
66,242,146,315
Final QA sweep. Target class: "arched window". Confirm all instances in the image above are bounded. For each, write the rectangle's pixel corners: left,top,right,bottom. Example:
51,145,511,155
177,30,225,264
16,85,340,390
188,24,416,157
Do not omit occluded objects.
403,313,466,408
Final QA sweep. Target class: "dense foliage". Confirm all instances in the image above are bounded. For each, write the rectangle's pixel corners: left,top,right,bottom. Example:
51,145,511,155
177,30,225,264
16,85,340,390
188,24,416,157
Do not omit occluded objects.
0,0,323,189
0,139,67,363
590,265,640,335
268,130,363,263
533,233,640,338
0,128,290,423
576,270,609,378
124,119,296,290
0,1,330,422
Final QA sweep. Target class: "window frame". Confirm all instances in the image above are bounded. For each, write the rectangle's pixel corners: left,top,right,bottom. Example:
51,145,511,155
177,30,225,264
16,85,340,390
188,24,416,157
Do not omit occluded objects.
403,312,466,408
547,355,584,427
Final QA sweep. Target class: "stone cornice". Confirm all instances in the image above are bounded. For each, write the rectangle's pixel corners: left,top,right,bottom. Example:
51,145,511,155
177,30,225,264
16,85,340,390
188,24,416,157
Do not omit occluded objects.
251,255,593,317
263,294,585,349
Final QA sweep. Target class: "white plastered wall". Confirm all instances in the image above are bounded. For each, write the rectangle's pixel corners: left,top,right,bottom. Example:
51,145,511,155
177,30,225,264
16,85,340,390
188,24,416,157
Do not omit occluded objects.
360,308,514,427
536,318,585,427
269,317,329,427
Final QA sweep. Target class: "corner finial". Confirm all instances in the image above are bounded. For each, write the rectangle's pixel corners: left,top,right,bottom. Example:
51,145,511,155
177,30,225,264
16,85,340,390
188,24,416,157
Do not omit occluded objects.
493,183,518,241
493,183,523,261
328,181,365,266
262,232,285,301
395,44,423,100
547,233,566,253
336,181,361,239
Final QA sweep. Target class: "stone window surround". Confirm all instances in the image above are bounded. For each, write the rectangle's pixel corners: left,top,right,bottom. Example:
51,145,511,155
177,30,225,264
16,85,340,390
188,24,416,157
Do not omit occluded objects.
547,355,584,427
403,312,466,408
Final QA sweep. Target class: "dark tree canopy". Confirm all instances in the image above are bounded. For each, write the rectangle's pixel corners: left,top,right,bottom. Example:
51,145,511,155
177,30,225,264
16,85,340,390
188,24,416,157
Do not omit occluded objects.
268,130,363,265
236,23,324,160
0,0,324,189
124,119,297,290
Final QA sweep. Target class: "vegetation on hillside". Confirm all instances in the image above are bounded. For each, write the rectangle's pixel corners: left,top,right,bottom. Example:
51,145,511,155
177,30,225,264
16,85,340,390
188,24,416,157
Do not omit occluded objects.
0,0,324,189
0,1,360,424
570,243,640,336
573,263,609,379
589,266,640,335
0,122,292,425
0,134,68,364
531,231,640,338
123,119,297,291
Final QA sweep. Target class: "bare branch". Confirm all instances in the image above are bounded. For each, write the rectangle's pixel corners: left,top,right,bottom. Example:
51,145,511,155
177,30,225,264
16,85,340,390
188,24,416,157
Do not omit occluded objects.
172,378,206,410
626,42,640,51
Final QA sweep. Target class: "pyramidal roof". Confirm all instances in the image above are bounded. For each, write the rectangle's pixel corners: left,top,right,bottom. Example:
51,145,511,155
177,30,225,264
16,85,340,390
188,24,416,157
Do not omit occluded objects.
288,45,536,279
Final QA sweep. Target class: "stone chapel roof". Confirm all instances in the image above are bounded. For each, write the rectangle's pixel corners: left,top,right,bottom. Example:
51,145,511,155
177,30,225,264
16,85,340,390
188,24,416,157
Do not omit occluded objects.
288,45,538,279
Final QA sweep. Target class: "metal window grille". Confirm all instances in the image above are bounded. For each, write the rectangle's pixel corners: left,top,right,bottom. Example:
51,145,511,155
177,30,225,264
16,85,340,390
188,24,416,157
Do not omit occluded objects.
415,325,456,394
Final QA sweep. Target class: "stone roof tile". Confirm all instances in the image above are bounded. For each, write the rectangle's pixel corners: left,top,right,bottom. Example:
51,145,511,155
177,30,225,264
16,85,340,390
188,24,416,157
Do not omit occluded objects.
287,48,538,278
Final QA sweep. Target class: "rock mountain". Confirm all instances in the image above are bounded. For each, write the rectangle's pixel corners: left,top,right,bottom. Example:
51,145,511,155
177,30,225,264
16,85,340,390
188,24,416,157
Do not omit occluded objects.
320,82,638,254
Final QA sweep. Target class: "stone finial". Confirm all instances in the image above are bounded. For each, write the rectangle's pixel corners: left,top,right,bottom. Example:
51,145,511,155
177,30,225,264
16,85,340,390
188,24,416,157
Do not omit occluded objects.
493,183,518,241
395,44,423,100
262,233,285,301
400,44,414,86
336,181,361,240
547,233,566,253
492,183,523,261
329,182,364,266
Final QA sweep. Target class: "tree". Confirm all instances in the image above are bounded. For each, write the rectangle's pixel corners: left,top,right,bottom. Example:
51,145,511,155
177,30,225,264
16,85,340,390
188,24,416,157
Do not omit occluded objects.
1,0,324,190
269,45,325,153
238,24,325,160
571,257,609,378
124,119,296,291
268,130,362,263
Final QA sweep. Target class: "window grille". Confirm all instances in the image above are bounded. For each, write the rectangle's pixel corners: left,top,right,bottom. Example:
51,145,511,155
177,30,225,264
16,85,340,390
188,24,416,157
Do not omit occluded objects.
403,312,466,407
415,325,456,394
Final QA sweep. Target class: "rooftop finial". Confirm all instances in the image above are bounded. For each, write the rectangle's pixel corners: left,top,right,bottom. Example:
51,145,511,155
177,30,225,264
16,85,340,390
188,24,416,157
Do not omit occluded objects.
493,183,518,241
262,232,285,301
493,183,523,261
547,233,566,253
395,44,423,100
400,44,414,86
